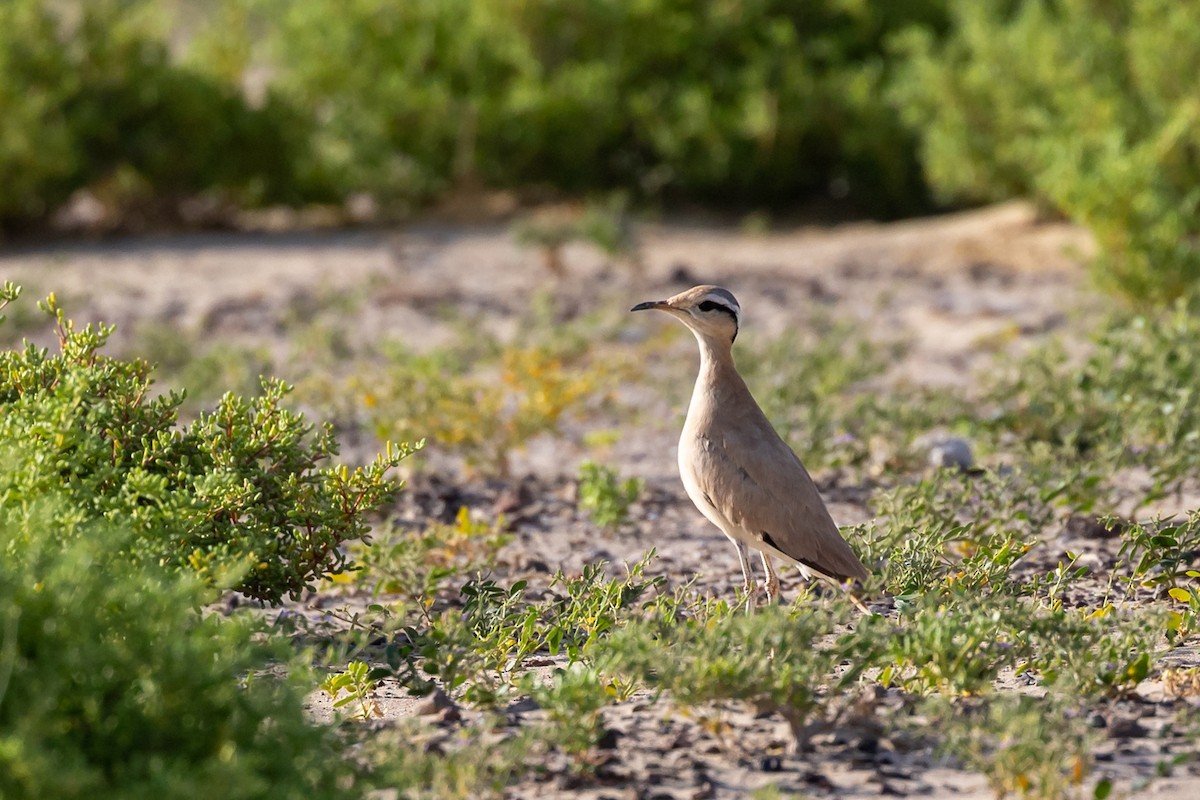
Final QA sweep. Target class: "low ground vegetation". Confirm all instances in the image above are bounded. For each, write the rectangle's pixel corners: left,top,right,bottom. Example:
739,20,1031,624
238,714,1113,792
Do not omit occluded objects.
5,276,1200,798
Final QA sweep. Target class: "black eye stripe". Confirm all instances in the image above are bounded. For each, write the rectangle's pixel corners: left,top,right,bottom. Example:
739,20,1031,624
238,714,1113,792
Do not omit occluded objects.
698,300,738,321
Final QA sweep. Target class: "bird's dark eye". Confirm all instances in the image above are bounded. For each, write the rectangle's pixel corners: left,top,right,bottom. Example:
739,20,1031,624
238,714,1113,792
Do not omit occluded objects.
695,298,738,332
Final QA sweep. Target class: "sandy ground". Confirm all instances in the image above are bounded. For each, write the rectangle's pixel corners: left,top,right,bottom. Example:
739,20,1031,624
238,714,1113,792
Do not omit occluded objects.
5,202,1199,798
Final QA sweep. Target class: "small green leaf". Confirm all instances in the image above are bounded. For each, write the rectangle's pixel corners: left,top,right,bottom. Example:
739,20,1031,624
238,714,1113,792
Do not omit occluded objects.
1126,651,1151,683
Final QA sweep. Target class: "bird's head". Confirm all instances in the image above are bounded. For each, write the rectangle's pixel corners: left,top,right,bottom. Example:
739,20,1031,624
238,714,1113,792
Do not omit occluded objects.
631,285,741,344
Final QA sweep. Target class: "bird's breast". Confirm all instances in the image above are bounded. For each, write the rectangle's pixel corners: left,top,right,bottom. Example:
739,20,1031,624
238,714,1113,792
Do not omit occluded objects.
678,431,743,539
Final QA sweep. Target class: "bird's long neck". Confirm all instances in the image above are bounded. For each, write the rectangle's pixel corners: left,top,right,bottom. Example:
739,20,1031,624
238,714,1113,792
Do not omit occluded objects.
685,334,743,430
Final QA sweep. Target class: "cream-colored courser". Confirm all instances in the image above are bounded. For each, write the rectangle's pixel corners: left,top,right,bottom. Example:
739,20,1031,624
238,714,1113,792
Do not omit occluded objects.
631,285,869,603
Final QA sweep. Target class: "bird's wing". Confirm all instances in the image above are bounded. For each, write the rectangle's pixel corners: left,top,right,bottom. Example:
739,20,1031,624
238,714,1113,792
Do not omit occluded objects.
692,410,869,583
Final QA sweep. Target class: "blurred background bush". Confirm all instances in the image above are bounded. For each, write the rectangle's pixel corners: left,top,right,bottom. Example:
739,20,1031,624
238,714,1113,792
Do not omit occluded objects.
3,0,1199,300
0,0,314,227
250,0,946,215
892,0,1200,302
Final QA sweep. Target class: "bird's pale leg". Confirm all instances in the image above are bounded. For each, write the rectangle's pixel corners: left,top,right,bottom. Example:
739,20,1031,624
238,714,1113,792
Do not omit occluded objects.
733,540,756,612
760,551,781,602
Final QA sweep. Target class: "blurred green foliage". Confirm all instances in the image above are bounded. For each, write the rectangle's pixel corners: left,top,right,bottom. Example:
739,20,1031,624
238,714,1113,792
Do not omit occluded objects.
893,0,1200,302
0,516,361,800
249,0,945,214
577,460,644,529
7,0,1200,299
2,0,946,228
0,0,316,227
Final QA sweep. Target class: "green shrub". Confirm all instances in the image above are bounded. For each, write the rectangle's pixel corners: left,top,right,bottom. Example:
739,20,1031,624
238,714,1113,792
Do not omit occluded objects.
359,342,601,477
933,695,1094,799
381,557,663,707
0,1,78,222
0,508,359,800
982,299,1200,509
883,594,1036,694
859,470,1048,598
603,600,873,745
3,0,953,223
892,0,1200,301
0,0,314,228
0,289,414,602
577,460,643,529
249,0,946,214
363,723,535,800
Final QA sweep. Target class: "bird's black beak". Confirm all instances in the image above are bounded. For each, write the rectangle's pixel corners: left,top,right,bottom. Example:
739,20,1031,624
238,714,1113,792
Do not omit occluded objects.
631,300,667,312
